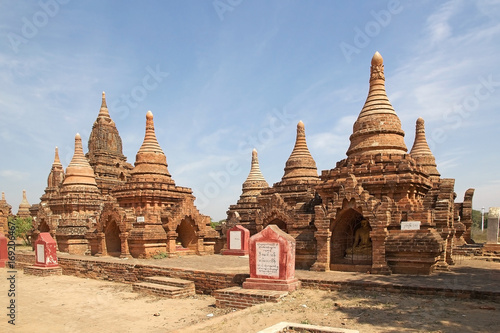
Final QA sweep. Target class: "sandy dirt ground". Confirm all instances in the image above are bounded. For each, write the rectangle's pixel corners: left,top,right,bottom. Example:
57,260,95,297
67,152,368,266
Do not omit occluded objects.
1,270,498,333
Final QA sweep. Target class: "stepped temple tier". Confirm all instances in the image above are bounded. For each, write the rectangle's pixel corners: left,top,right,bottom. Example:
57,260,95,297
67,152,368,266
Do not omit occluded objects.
226,52,474,274
33,94,218,257
31,53,474,274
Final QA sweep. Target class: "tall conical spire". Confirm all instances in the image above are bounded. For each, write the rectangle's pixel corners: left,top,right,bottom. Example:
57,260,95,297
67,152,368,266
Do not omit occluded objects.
137,111,165,155
47,146,65,188
346,51,407,157
63,133,98,186
240,149,269,201
410,117,440,178
87,91,131,194
54,146,62,166
89,91,123,155
0,192,12,212
98,91,110,118
131,111,173,182
19,190,30,208
281,121,318,183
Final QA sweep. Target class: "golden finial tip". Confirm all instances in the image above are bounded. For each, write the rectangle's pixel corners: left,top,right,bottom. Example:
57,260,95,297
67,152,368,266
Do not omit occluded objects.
75,133,81,139
297,120,304,128
146,110,153,119
371,51,383,66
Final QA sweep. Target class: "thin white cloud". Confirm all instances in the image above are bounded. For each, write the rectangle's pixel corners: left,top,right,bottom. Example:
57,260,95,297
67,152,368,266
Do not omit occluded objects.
0,169,30,181
424,0,462,45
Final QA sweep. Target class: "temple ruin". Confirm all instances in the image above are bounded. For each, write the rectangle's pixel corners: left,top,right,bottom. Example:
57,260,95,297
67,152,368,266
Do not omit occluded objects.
33,94,217,257
0,192,13,233
227,52,474,274
29,52,475,274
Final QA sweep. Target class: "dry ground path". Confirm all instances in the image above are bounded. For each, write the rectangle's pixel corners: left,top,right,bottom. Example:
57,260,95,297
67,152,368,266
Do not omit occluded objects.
1,253,499,332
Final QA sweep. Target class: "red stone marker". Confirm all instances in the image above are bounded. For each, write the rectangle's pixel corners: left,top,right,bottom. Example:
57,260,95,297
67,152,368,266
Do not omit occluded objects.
34,232,59,268
222,225,249,256
0,233,8,268
243,224,300,291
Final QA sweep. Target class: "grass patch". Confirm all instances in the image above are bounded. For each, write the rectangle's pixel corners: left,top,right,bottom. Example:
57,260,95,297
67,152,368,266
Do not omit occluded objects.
471,227,487,244
152,252,169,259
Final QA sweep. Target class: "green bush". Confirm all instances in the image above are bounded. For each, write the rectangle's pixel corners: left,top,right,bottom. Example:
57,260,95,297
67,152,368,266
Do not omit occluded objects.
7,216,33,245
152,252,168,259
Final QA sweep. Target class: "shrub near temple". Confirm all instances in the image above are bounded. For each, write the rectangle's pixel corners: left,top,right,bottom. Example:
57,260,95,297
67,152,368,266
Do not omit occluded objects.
8,216,33,245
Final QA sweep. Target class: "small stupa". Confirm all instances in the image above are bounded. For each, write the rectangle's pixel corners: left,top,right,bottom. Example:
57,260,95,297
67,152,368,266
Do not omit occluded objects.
17,190,31,219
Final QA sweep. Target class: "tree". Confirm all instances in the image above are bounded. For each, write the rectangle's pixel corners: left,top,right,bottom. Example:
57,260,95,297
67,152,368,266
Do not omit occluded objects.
472,209,488,229
7,216,33,245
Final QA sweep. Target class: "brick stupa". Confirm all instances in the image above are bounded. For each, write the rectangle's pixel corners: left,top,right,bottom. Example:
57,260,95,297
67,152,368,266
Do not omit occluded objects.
227,121,321,269
53,134,103,254
225,52,474,275
86,92,133,195
226,149,269,235
94,111,218,258
0,192,13,233
315,52,472,274
409,118,440,181
17,190,31,219
34,94,220,258
32,147,65,245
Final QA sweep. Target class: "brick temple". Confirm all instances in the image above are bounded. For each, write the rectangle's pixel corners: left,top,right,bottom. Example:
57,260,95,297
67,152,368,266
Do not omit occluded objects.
226,52,474,274
33,93,218,257
30,52,475,274
0,192,13,233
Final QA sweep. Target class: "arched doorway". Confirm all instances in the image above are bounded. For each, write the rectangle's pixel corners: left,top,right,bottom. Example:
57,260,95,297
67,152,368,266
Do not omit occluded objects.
105,219,121,257
176,218,197,252
330,208,372,271
267,218,288,233
39,220,50,232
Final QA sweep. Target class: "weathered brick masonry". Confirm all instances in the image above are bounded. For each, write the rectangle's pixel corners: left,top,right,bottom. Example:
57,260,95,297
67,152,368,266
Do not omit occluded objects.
17,252,247,295
17,252,499,302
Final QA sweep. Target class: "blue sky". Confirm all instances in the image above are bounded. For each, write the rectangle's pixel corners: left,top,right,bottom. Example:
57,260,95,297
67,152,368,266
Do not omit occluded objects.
1,0,499,220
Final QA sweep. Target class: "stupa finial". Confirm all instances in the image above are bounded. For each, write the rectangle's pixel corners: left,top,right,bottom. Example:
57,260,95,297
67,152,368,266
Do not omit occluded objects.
281,121,318,183
240,148,269,202
54,146,62,165
137,111,164,155
131,111,173,182
62,133,98,186
410,117,440,178
346,51,407,157
98,91,110,118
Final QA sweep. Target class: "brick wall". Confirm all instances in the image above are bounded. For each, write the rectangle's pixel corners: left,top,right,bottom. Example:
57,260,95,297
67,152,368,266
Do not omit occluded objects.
213,287,288,309
300,278,500,301
15,252,498,302
15,252,248,295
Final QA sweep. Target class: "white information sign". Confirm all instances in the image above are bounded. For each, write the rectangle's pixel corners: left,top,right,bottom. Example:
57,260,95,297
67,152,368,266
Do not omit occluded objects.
229,231,241,250
401,221,421,230
37,244,45,264
136,216,145,223
256,242,279,277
